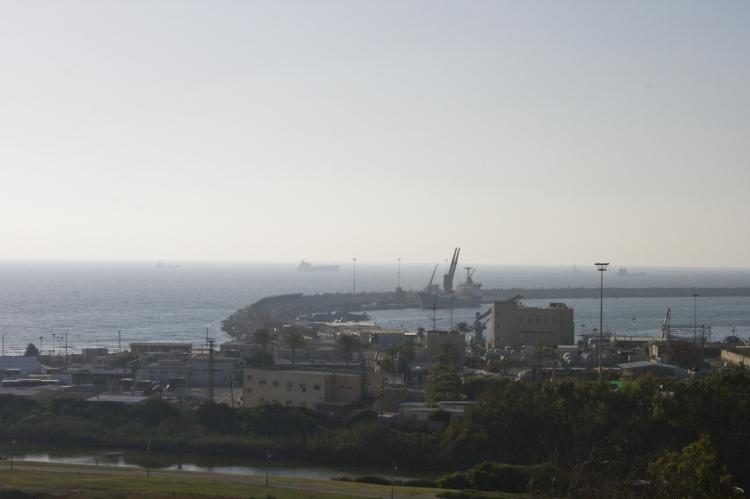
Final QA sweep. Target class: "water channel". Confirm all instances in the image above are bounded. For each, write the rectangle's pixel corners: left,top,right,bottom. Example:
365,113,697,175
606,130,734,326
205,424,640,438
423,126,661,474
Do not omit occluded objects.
0,444,424,481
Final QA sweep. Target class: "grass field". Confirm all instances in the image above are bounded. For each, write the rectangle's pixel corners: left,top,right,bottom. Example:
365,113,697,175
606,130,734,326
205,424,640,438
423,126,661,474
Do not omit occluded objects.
0,460,444,498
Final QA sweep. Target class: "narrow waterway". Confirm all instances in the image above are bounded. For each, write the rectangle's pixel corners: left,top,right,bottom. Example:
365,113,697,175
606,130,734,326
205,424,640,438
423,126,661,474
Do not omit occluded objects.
0,444,424,481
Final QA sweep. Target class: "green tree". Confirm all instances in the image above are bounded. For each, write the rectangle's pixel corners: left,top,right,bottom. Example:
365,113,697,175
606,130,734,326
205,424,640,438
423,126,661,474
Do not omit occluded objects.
430,364,462,402
283,331,305,367
456,322,470,333
381,345,400,381
649,434,733,499
253,328,273,353
24,343,39,356
134,399,181,426
336,333,361,366
438,343,463,367
253,328,273,366
398,340,416,383
462,375,496,401
195,401,238,433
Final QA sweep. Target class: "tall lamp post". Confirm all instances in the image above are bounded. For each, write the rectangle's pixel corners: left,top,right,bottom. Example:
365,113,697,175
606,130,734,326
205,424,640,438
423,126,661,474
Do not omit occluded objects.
265,449,272,487
595,263,609,382
352,257,358,294
396,257,402,289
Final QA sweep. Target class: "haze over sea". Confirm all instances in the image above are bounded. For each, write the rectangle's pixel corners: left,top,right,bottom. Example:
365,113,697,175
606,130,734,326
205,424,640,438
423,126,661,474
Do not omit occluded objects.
1,261,750,355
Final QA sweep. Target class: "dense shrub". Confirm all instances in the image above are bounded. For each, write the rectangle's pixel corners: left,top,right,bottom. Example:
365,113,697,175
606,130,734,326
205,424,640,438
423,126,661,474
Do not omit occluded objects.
344,409,378,427
436,462,561,493
238,404,322,436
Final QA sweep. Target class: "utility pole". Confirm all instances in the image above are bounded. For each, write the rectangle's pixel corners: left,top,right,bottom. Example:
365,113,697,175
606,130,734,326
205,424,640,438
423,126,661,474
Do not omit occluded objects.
352,257,358,294
64,333,68,361
432,304,437,332
207,338,215,403
692,293,699,344
39,336,43,355
229,376,235,407
118,330,122,353
595,263,609,382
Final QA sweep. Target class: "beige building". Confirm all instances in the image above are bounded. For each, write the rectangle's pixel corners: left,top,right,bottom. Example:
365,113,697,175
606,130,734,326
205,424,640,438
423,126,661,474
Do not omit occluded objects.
490,300,574,348
242,368,382,410
422,331,465,364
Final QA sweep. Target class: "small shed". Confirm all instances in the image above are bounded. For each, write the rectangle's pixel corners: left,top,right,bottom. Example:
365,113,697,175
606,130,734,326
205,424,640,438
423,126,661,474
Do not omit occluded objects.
618,361,687,379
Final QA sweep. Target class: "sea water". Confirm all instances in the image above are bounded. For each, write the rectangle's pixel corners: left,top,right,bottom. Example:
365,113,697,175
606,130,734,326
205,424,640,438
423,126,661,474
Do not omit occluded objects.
1,260,749,354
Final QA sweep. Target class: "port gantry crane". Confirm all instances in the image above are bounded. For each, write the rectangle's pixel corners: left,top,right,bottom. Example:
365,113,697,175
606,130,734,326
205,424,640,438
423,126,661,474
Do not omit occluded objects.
443,247,461,293
425,263,440,292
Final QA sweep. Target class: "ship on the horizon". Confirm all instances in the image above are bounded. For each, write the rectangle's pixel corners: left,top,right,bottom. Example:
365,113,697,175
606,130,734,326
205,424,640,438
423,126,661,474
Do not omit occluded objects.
297,260,340,272
418,248,482,309
155,261,180,269
617,267,646,277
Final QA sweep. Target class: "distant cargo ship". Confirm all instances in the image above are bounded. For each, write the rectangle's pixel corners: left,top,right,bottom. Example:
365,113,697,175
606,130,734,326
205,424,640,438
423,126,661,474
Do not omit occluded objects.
297,260,340,272
618,267,646,277
418,248,482,309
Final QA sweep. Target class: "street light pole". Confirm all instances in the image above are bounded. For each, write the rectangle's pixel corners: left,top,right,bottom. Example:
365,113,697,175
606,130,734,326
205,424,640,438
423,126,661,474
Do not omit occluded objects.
391,461,397,499
265,449,272,487
396,257,402,289
595,263,609,382
352,258,357,294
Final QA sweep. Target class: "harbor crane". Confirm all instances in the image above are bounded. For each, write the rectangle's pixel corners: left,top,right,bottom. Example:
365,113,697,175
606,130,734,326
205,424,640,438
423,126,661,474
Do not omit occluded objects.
443,247,460,293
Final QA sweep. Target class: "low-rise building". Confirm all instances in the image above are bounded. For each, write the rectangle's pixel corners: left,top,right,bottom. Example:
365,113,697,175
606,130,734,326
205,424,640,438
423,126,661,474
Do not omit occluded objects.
720,348,750,366
618,361,688,379
0,356,47,377
130,343,192,356
190,354,241,387
242,368,382,411
398,401,475,429
490,300,574,348
81,348,109,363
422,331,465,364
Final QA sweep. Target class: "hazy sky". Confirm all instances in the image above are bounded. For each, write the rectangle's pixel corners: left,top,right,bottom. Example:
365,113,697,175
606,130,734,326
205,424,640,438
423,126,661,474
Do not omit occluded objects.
1,1,748,266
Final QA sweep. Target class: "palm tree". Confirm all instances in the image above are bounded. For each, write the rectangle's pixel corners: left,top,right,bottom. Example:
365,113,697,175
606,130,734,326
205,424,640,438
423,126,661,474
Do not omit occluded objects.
398,340,416,384
253,329,273,367
253,329,272,353
336,333,361,366
283,331,305,367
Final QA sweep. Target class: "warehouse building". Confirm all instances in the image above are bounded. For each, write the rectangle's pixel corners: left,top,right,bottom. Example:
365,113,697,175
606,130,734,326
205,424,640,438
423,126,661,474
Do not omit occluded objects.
490,299,575,348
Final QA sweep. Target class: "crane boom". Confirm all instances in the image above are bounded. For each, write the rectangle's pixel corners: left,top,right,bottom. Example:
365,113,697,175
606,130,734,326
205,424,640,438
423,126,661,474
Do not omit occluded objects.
426,263,439,291
443,247,460,293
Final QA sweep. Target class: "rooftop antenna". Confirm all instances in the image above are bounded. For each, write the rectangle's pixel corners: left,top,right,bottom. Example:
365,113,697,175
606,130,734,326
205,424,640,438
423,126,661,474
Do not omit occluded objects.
465,267,474,281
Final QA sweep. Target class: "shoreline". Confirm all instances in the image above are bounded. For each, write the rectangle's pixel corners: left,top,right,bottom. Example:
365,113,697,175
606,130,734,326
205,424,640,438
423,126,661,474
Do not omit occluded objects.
221,287,750,339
